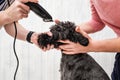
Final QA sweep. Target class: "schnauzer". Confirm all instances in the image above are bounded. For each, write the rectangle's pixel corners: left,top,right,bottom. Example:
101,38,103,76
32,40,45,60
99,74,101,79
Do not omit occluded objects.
37,21,110,80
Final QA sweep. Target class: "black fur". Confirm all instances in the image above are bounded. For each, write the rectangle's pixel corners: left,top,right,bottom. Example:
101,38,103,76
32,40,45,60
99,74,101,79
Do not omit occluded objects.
37,21,110,80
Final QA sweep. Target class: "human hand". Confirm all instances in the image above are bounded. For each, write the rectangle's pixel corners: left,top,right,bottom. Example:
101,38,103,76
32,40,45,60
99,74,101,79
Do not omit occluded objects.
31,32,54,51
3,0,38,24
40,31,55,51
57,26,92,54
58,39,92,54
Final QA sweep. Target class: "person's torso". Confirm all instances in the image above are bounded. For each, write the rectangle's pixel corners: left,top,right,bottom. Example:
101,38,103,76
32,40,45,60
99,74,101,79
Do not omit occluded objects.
92,0,120,36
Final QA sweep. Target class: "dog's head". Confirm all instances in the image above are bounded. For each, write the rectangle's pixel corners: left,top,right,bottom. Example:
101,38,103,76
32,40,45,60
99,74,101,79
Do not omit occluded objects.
37,21,89,48
49,21,76,40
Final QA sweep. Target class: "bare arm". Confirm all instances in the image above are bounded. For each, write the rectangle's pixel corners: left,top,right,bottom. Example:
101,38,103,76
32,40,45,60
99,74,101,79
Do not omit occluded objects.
90,38,120,52
4,22,29,41
0,11,10,27
4,22,38,44
77,0,105,34
58,37,120,54
76,22,99,34
60,21,120,54
76,22,120,52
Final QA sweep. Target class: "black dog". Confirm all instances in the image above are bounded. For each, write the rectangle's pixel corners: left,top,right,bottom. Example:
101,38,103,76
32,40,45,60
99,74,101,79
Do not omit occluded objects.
37,21,110,80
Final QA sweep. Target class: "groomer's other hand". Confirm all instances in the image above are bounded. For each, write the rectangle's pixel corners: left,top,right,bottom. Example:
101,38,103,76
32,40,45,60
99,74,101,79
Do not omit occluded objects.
57,25,91,54
41,32,54,52
31,32,54,52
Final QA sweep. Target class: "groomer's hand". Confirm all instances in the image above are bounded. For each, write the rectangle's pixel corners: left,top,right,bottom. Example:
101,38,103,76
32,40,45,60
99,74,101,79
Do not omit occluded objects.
31,32,54,51
58,26,91,54
3,0,38,25
41,32,55,51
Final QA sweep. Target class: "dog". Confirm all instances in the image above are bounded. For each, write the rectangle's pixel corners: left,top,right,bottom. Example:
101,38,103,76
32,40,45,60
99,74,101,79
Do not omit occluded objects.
37,21,110,80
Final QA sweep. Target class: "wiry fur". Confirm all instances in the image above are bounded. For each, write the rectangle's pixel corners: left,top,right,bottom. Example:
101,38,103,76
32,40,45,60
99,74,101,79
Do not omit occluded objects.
37,21,110,80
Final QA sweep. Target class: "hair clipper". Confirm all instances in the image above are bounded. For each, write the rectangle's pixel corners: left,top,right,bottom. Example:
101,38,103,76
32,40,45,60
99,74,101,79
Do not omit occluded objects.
25,2,53,22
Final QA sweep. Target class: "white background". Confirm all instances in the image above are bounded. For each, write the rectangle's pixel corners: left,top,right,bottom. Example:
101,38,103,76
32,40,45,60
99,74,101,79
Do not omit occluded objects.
0,0,116,80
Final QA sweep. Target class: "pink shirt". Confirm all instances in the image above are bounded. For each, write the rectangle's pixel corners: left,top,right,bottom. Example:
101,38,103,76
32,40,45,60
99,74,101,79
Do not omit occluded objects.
88,0,120,37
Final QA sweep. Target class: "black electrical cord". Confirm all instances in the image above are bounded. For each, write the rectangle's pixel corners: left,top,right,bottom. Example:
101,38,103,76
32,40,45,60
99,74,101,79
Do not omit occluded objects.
13,22,19,80
7,0,19,80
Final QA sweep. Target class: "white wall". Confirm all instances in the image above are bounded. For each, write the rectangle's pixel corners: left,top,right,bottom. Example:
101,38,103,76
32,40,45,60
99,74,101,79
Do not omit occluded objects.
0,0,116,80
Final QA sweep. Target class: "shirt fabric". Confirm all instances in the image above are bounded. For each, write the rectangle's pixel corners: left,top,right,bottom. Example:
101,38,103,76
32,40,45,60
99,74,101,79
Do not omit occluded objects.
112,53,120,80
89,1,120,80
89,0,120,37
0,0,14,11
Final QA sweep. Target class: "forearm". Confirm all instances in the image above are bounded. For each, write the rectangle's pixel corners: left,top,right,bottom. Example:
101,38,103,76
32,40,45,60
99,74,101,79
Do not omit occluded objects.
89,37,120,52
0,11,11,27
78,22,102,34
78,22,95,34
77,22,120,52
4,22,29,41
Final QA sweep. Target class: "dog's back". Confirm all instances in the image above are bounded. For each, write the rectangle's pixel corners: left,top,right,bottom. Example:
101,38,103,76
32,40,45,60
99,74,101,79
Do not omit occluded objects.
60,53,110,80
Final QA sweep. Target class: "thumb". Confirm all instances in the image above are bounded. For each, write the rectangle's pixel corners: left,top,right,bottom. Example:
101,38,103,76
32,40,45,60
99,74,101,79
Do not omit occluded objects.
75,26,82,33
75,26,91,39
54,19,60,24
75,26,86,36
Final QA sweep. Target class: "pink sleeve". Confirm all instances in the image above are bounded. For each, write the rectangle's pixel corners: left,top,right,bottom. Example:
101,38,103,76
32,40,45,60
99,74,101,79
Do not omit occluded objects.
87,0,105,32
